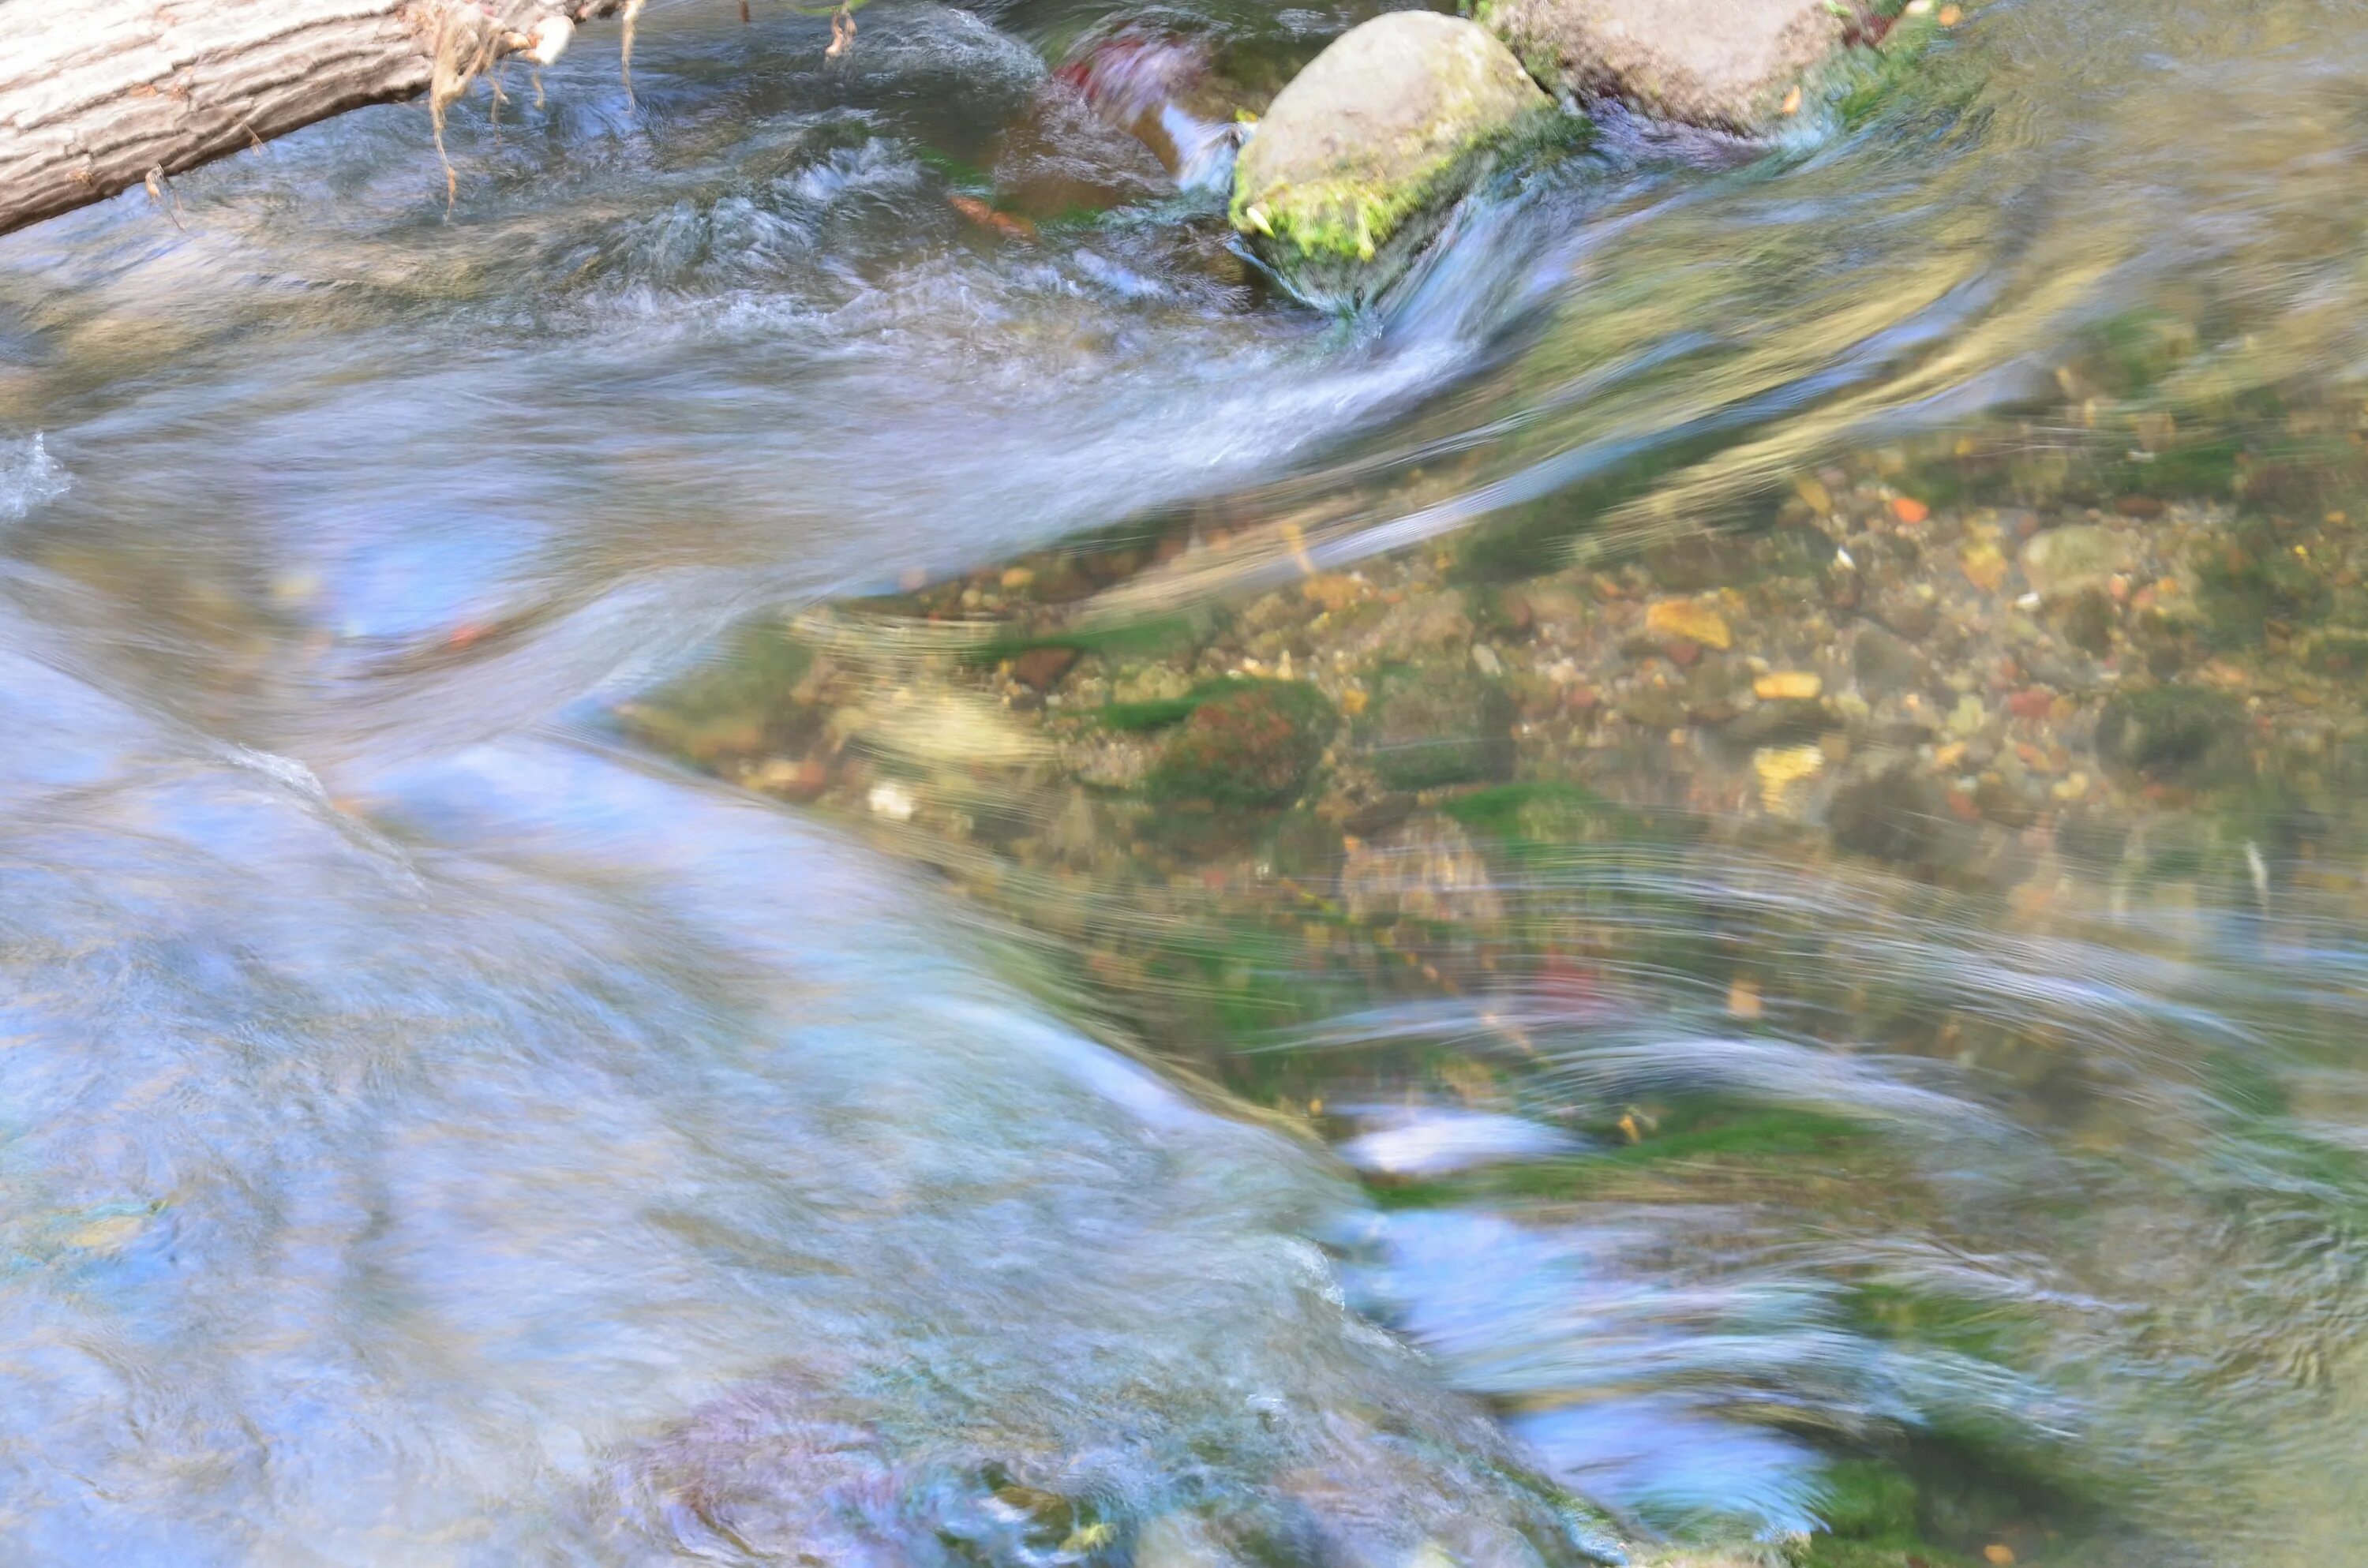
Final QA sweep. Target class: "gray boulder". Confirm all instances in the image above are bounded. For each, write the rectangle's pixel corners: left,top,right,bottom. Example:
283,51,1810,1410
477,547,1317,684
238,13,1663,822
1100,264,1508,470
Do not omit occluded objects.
1482,0,1866,133
1230,11,1556,309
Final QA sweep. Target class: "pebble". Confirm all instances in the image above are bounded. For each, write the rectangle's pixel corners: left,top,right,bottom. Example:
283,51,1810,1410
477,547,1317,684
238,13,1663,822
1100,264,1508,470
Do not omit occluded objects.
1644,598,1733,650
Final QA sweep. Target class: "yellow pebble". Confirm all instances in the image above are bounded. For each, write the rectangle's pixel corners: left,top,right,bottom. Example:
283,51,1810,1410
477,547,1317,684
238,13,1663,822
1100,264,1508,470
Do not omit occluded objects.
1753,744,1825,811
1753,671,1823,701
1645,598,1733,650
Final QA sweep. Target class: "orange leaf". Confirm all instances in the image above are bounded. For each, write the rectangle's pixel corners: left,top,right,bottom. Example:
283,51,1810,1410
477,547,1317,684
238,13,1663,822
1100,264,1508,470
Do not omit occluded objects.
1889,496,1931,525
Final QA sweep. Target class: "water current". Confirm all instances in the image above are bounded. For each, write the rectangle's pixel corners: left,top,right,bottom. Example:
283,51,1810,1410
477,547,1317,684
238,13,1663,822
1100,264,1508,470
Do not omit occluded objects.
6,0,2368,1562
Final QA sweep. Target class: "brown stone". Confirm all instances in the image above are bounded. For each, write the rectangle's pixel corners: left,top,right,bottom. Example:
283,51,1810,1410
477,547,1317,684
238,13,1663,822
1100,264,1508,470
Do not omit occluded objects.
1010,646,1080,690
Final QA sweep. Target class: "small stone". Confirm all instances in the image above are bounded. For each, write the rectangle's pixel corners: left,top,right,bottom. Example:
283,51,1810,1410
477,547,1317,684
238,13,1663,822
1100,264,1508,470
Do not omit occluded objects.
2061,587,2116,654
1010,645,1080,690
1619,681,1688,730
1853,627,1923,692
1684,657,1746,722
1723,697,1827,749
1753,670,1822,701
1960,538,2010,593
1644,597,1733,650
1470,642,1504,676
1973,773,2038,829
1830,767,1952,865
2021,523,2130,600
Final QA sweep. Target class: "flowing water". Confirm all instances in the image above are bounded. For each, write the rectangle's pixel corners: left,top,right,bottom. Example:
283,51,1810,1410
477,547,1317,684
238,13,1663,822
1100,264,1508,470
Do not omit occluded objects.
6,0,2368,1561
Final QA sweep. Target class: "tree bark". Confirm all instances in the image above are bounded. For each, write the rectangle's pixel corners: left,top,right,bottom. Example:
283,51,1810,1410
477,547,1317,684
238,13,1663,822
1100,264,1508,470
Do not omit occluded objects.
0,0,631,238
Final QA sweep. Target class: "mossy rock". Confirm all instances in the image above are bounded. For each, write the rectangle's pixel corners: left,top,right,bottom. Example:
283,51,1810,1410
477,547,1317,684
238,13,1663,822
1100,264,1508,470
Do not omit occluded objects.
1229,12,1560,309
1359,664,1517,790
1148,680,1337,805
2095,686,2250,785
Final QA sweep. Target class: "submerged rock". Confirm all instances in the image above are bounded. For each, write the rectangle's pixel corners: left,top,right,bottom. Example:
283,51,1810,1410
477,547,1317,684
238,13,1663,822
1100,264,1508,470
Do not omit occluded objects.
1230,12,1557,308
2096,685,2251,785
1148,679,1337,804
2019,522,2130,601
1829,765,1954,866
1481,0,1868,133
1361,664,1518,790
1339,812,1507,924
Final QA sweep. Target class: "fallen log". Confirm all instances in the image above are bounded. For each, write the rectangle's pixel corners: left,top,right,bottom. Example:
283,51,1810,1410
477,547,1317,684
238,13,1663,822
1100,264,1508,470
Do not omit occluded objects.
0,0,636,238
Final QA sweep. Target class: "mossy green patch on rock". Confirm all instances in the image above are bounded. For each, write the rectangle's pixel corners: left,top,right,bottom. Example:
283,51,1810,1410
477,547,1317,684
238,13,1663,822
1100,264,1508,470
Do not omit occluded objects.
1230,11,1558,308
1148,679,1337,805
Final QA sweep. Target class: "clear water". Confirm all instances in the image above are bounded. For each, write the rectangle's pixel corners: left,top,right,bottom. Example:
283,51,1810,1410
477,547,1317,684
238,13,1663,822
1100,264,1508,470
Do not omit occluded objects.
6,0,2368,1561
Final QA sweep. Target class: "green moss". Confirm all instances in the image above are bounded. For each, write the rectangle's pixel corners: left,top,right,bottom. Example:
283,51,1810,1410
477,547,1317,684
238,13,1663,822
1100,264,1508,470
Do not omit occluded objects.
1441,780,1602,836
1824,8,1982,133
1231,113,1575,283
1814,1461,1920,1542
1591,1106,1882,1172
1097,694,1207,732
1094,675,1279,733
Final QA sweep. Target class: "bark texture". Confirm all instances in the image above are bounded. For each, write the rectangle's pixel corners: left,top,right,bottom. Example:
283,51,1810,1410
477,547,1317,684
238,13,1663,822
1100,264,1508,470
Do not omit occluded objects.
0,0,628,238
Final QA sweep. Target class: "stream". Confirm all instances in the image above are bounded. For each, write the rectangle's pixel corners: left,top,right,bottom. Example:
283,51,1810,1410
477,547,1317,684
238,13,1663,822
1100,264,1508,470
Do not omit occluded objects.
6,0,2368,1562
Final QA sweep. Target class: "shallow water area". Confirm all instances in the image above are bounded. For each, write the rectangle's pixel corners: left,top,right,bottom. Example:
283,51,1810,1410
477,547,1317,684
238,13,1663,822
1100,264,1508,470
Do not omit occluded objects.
7,0,2368,1561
